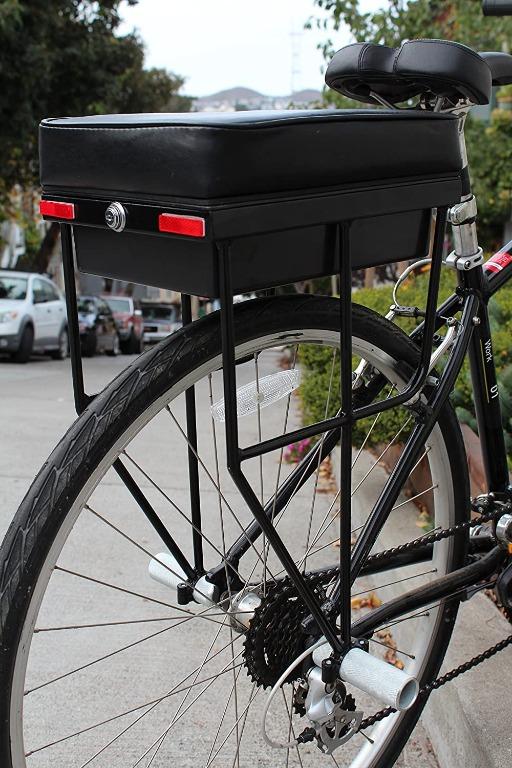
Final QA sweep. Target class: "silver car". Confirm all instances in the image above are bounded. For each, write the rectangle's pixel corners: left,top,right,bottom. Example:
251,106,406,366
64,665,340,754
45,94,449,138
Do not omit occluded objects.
141,302,181,344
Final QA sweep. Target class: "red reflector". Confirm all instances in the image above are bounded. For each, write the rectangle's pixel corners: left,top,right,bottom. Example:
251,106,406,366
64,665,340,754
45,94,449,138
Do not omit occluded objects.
158,213,205,238
39,200,75,220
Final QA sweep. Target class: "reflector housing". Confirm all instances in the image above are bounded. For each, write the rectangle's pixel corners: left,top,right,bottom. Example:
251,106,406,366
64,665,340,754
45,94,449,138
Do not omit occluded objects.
39,200,75,220
158,213,205,238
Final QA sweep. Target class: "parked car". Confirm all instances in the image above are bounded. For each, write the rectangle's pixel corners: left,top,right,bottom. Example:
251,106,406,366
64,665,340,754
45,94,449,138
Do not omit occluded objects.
77,295,120,357
141,301,181,344
103,295,144,354
0,270,68,363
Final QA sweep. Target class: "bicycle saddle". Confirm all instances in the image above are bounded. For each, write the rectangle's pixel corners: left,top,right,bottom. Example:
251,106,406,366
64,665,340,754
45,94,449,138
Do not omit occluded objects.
326,39,499,106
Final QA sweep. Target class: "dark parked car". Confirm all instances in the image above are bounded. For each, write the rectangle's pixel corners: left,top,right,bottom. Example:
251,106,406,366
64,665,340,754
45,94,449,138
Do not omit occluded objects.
103,295,144,354
77,295,120,357
141,302,181,344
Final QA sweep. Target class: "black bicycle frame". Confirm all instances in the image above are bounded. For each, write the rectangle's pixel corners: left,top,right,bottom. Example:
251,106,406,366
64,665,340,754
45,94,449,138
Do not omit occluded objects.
60,218,512,654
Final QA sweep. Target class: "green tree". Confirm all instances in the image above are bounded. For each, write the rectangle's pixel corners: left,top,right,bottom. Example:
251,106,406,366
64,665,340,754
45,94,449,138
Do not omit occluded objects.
465,108,512,246
312,0,512,57
0,0,191,269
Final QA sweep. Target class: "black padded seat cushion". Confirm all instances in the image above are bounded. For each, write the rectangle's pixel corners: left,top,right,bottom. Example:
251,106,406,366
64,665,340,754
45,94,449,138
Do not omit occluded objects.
40,110,462,202
480,51,512,86
326,40,492,106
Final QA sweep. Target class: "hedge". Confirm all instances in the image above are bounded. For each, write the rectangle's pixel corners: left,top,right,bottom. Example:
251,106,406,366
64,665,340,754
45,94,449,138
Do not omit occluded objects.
299,267,512,455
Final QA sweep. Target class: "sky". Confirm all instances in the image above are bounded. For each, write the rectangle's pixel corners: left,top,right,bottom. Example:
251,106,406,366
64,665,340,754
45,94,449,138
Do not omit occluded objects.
118,0,345,97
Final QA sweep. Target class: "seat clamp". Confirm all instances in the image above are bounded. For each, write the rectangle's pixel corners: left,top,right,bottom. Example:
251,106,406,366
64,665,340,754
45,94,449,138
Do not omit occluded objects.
445,247,484,271
448,196,478,226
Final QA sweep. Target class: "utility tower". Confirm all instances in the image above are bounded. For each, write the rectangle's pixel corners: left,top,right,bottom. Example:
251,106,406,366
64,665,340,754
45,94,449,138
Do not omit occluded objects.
290,29,303,96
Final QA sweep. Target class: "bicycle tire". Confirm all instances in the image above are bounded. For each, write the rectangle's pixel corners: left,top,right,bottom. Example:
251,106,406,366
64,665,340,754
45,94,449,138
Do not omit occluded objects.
0,295,469,768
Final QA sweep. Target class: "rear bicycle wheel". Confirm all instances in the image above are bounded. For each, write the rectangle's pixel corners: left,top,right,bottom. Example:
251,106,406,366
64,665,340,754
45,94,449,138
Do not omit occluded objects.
0,295,469,768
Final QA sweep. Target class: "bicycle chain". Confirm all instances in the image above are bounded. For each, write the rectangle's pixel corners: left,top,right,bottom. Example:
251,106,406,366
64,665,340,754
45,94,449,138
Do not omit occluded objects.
359,633,512,730
244,502,512,730
357,502,512,731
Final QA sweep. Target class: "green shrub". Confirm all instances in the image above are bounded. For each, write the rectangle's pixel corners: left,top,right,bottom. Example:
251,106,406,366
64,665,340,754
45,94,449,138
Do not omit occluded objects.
299,267,512,453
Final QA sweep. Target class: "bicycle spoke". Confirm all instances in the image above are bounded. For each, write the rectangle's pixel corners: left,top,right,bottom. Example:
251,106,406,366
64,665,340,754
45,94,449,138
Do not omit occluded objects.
51,566,230,623
301,442,431,566
204,379,241,768
351,568,437,598
351,416,413,497
389,483,438,513
263,345,298,590
368,637,415,660
351,385,396,470
34,617,187,632
85,504,230,612
123,449,257,584
26,569,239,696
27,635,245,757
136,618,235,768
164,408,276,580
128,648,246,767
204,685,261,768
303,347,337,573
80,632,241,768
282,687,304,768
205,666,244,766
229,681,257,768
371,580,497,636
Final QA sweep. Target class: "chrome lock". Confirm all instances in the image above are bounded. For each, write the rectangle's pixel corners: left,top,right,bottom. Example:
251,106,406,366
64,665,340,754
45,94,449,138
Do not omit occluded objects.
105,201,127,232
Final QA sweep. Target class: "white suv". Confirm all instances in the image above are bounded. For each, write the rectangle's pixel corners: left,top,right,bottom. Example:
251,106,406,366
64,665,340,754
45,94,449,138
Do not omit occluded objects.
0,271,68,363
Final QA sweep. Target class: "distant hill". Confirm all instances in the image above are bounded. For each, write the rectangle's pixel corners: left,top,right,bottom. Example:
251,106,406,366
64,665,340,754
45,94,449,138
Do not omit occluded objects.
196,87,264,105
289,89,323,103
195,87,323,112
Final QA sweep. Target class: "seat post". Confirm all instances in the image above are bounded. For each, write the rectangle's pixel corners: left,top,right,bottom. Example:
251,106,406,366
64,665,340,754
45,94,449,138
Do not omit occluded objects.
445,110,484,272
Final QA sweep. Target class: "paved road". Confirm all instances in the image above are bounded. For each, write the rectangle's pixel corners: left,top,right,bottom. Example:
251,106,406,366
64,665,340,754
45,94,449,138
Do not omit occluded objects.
0,351,439,768
0,353,133,541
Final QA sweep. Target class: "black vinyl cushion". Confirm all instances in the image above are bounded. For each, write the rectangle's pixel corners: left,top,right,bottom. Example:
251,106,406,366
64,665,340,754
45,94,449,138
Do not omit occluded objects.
326,40,492,106
480,51,512,85
39,110,462,202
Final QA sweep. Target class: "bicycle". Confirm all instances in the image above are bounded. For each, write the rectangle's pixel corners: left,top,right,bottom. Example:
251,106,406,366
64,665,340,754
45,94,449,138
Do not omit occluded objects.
2,5,512,767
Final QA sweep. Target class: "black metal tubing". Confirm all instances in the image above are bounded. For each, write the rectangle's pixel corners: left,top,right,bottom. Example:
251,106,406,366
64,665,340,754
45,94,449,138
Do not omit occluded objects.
322,207,454,607
412,252,512,494
296,531,495,582
181,294,204,573
61,223,91,414
213,208,451,593
345,291,479,589
339,222,353,651
240,212,448,463
410,242,512,345
217,241,343,654
61,224,196,582
114,458,195,580
213,208,453,613
62,200,512,638
463,267,510,492
213,366,391,577
352,546,506,639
